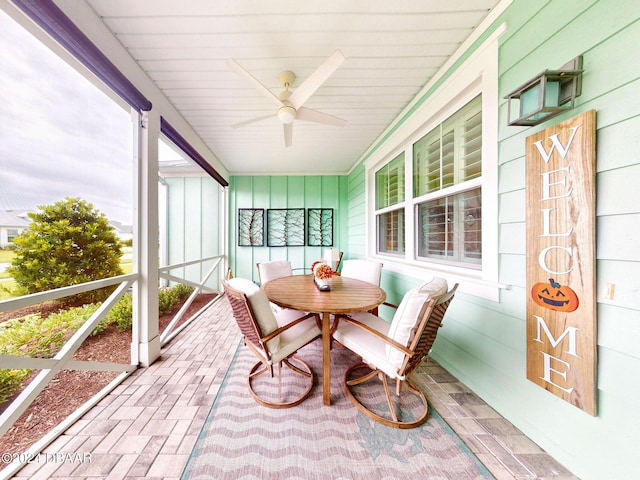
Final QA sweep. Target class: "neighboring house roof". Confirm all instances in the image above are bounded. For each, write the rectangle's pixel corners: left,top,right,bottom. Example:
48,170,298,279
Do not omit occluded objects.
0,209,32,228
109,220,133,234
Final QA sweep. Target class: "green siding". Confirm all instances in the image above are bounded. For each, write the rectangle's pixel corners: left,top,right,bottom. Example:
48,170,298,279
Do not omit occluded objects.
228,175,348,283
346,1,640,479
346,162,367,258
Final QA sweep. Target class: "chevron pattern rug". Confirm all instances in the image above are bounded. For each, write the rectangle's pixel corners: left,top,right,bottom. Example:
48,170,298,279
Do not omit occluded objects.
181,339,494,480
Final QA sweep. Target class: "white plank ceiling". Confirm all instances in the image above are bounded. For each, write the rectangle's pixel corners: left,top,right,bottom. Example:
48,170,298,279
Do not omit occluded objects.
81,0,502,175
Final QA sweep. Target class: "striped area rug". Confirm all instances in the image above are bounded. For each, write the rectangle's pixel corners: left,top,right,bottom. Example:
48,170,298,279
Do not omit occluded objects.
181,338,494,480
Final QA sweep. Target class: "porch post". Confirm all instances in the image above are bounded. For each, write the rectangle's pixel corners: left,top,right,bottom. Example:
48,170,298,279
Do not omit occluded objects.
134,109,161,366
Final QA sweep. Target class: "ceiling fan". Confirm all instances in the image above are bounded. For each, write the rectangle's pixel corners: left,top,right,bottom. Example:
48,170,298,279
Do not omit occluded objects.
227,49,347,147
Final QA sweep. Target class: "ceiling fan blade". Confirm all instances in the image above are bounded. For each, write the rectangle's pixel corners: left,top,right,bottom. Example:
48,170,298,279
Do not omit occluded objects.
288,49,345,109
231,113,274,129
227,58,283,108
283,123,293,147
296,106,347,127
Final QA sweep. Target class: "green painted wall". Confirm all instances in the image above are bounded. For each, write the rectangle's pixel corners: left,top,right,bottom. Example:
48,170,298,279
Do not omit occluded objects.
347,1,640,479
228,175,349,283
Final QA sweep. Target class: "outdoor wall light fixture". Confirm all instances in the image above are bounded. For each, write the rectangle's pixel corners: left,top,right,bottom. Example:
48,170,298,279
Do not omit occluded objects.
505,56,584,126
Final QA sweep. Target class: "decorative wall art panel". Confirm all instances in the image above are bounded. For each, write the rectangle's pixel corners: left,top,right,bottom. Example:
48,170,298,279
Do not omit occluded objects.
307,208,334,246
267,208,305,246
237,208,264,246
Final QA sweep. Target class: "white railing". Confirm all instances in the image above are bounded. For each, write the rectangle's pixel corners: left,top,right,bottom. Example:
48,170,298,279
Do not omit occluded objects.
0,256,225,477
158,254,225,345
0,274,138,437
0,274,138,477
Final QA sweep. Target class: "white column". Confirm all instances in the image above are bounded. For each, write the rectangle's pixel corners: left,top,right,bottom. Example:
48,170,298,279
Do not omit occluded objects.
133,109,161,366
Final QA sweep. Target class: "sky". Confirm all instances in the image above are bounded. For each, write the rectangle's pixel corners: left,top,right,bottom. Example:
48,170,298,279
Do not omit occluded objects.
0,9,134,224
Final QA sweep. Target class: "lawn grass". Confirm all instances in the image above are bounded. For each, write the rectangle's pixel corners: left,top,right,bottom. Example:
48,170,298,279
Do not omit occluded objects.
0,280,17,301
0,250,15,263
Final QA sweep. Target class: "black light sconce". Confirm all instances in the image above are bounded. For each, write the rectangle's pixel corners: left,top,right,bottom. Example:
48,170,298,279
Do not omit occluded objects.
505,56,584,126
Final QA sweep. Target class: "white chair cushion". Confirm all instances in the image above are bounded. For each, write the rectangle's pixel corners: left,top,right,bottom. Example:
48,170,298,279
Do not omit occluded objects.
340,259,382,286
258,260,292,284
227,277,280,353
333,312,402,379
386,277,448,369
269,308,321,365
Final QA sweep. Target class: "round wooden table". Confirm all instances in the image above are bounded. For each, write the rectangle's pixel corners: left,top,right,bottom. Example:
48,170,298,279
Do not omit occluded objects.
263,274,386,405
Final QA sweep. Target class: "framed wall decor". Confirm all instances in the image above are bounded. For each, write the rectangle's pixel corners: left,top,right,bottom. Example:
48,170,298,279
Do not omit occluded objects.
237,208,264,246
267,208,305,246
307,208,334,246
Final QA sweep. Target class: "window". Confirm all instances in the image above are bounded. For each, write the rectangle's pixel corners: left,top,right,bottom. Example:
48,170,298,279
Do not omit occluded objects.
375,152,405,255
373,97,482,268
416,187,481,265
365,27,502,300
414,96,482,268
7,229,19,243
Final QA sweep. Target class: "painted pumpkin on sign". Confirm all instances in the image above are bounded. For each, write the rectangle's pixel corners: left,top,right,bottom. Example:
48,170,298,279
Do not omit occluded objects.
531,278,579,312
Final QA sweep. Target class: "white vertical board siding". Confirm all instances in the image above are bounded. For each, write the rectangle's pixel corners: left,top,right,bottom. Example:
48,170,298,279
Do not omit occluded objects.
166,177,186,281
165,176,223,288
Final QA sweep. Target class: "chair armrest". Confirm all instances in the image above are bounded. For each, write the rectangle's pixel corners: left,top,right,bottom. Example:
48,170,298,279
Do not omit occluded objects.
261,312,319,343
335,314,412,356
382,301,398,309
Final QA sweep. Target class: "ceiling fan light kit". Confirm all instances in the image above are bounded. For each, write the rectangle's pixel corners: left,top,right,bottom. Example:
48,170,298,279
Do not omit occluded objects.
277,104,296,124
228,50,347,147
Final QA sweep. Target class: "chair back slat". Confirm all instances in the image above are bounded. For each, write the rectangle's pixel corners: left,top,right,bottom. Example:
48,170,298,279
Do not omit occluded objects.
402,285,458,376
223,281,268,356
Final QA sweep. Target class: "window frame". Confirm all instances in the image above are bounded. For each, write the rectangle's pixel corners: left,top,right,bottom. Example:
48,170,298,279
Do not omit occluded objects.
412,95,483,268
364,29,503,301
374,151,406,255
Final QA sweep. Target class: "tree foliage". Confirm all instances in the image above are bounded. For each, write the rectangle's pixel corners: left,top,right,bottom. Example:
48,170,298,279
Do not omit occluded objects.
7,197,124,303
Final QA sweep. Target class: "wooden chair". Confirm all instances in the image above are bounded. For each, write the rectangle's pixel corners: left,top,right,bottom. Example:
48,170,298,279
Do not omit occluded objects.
333,278,457,428
223,278,321,408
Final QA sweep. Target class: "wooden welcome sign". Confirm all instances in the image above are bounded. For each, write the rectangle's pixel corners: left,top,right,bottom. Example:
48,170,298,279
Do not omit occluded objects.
525,110,597,415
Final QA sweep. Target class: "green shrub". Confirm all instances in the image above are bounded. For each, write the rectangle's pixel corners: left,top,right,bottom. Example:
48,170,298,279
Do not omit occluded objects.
171,283,194,301
158,287,179,315
7,198,123,304
0,369,29,405
100,283,195,332
0,304,99,404
103,292,133,331
0,305,99,358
